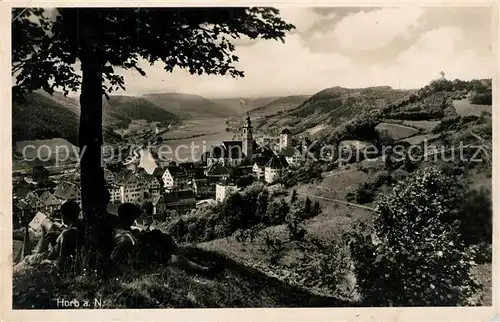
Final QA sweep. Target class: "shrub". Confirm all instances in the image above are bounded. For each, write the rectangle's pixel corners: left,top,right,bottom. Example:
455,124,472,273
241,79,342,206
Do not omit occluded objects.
433,115,461,133
346,167,481,306
470,92,492,105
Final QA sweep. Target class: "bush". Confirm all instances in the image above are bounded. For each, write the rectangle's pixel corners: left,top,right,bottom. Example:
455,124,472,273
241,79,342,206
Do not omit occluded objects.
433,115,461,133
346,167,481,306
470,92,492,105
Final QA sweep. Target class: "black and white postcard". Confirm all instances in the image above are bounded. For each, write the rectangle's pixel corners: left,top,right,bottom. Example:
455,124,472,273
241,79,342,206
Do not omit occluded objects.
2,2,498,321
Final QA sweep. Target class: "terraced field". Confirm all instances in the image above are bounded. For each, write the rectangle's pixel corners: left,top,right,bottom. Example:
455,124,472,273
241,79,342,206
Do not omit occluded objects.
453,99,492,117
375,122,419,140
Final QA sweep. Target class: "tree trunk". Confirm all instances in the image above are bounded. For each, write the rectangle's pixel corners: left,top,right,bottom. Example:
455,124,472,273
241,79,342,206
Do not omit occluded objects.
79,56,109,254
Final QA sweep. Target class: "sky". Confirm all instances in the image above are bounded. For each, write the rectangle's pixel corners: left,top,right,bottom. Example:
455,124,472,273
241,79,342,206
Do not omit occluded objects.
35,6,497,99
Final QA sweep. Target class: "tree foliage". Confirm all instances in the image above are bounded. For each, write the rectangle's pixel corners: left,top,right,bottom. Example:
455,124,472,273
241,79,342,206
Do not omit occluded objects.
13,7,294,99
345,166,483,306
12,7,294,258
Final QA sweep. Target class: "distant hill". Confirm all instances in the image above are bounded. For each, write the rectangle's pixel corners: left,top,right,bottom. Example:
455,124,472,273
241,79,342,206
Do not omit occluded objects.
211,97,281,115
12,92,121,145
249,95,311,116
12,91,181,145
254,86,412,136
142,93,238,119
103,95,179,126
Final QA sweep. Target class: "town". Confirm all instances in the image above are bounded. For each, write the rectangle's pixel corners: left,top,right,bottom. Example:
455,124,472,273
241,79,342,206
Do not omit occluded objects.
12,112,304,237
10,6,493,313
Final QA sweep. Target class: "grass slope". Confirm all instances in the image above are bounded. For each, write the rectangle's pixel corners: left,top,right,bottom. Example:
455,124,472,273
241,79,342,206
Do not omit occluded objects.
13,92,82,145
249,95,311,116
142,93,238,119
12,91,183,145
255,86,411,136
103,95,179,125
13,247,352,309
211,96,281,115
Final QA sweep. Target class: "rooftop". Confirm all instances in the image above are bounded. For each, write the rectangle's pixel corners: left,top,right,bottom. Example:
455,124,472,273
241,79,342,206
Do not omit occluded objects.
265,155,288,169
53,181,80,200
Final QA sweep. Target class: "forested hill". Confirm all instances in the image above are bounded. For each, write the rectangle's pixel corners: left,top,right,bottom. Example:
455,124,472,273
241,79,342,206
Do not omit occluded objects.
142,92,239,119
12,91,181,145
254,86,412,135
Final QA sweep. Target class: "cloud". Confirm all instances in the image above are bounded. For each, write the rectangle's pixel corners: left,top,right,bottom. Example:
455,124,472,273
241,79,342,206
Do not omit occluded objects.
117,33,355,97
370,26,492,89
327,7,425,51
54,8,493,98
277,7,336,32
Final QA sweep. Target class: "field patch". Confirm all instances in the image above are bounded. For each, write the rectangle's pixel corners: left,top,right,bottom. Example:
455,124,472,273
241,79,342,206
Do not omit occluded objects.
307,124,328,135
375,122,419,140
402,120,440,131
453,99,492,117
400,133,442,145
15,138,79,163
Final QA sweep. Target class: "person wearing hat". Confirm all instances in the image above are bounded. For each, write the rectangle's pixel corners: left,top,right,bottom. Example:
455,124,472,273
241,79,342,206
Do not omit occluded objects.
110,203,214,276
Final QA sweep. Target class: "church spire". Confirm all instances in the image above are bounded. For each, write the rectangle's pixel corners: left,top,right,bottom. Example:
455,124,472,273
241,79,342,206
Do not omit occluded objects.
245,111,252,128
242,111,253,160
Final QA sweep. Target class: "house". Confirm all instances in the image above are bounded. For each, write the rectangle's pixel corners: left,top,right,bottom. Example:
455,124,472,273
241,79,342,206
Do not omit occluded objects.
161,166,189,190
253,144,275,159
279,147,303,168
39,191,61,214
164,189,196,210
13,178,33,200
151,194,167,215
107,184,122,203
53,181,81,205
104,168,116,185
204,162,231,182
215,183,238,202
264,155,288,184
279,128,292,151
115,170,144,203
252,157,269,180
23,191,46,213
180,162,205,180
136,170,162,196
192,178,215,199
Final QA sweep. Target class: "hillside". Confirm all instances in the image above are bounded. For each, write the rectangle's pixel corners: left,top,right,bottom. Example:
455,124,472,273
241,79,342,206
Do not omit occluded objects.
211,96,281,115
103,95,179,126
12,91,182,145
142,93,238,119
249,95,311,116
13,246,352,308
254,86,412,136
12,92,121,145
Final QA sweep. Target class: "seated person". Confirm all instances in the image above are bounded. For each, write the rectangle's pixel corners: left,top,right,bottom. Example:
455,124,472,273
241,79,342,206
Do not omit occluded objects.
110,203,214,276
23,201,84,269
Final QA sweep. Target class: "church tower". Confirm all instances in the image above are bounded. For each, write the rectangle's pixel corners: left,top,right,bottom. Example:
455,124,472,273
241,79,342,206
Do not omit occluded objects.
242,112,253,160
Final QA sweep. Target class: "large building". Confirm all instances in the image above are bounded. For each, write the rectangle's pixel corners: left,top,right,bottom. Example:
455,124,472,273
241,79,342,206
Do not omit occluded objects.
264,155,288,184
279,128,292,151
206,112,259,167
